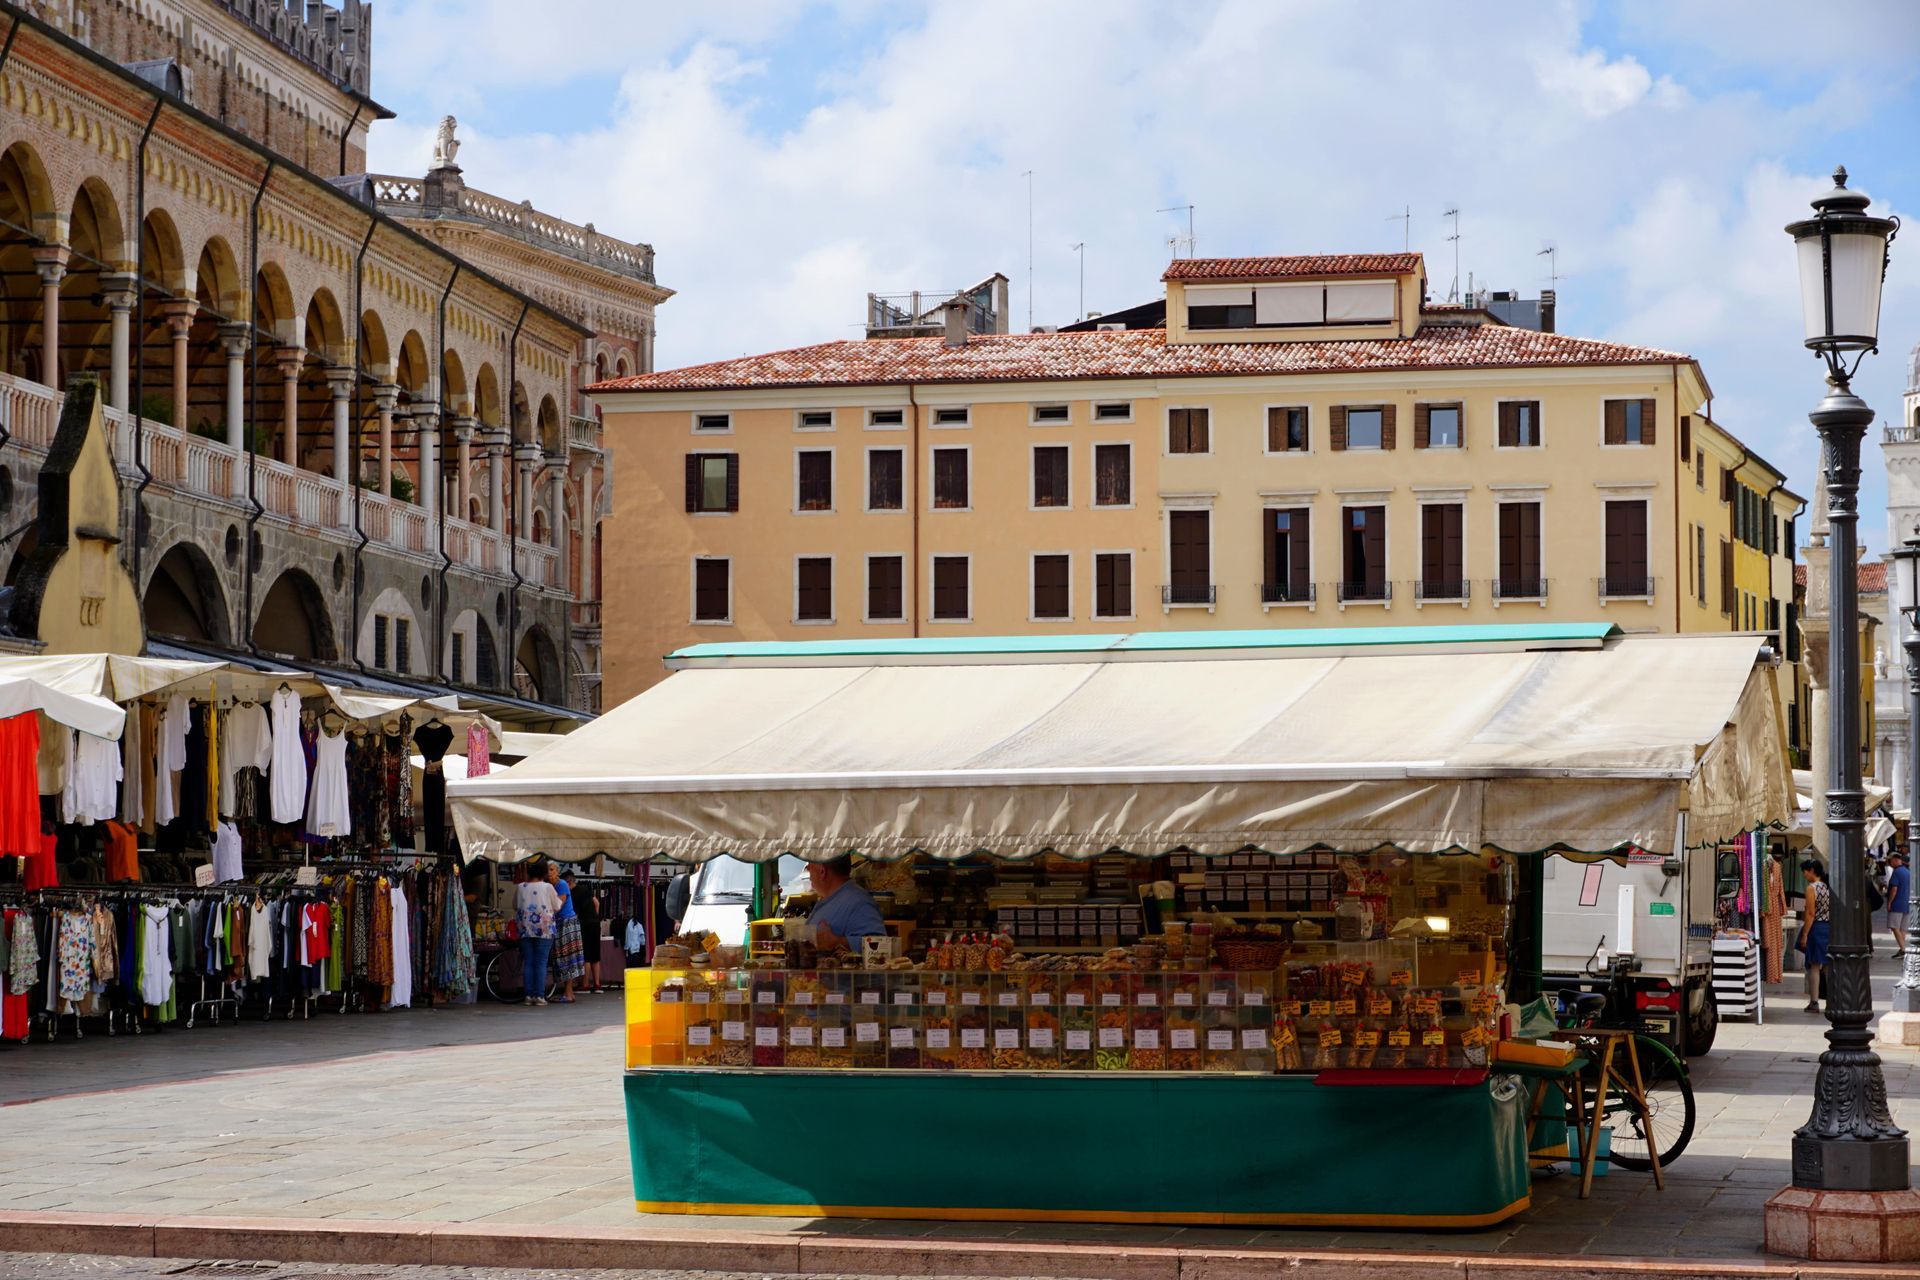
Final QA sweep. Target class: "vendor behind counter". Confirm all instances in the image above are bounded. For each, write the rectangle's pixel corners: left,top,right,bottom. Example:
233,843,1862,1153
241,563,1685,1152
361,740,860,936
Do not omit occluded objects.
806,855,887,949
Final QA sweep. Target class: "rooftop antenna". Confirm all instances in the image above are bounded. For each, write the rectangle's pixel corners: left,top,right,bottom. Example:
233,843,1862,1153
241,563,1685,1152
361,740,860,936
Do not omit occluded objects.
1157,203,1196,257
1443,207,1461,303
1070,241,1085,322
1537,243,1559,291
1023,170,1035,332
1387,205,1410,252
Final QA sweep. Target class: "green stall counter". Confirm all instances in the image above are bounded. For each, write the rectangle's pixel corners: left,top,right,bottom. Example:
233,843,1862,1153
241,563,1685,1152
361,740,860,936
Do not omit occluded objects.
625,1068,1531,1228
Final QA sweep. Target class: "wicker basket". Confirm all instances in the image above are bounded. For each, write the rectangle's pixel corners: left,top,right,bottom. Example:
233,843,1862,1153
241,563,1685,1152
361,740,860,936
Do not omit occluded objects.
1214,939,1289,970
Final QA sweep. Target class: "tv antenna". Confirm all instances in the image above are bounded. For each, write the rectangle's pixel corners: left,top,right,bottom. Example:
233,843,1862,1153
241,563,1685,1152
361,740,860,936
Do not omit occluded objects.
1386,205,1411,252
1070,241,1086,321
1157,203,1196,257
1537,244,1559,291
1023,170,1035,332
1443,207,1461,303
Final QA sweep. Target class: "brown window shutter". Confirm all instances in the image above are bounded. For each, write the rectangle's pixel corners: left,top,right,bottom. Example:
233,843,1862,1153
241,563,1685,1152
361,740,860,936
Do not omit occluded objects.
1720,540,1735,614
1290,512,1311,589
1380,403,1396,450
725,455,740,512
1641,399,1656,446
1680,414,1691,461
685,455,700,512
1263,510,1277,586
1414,404,1430,449
1266,408,1283,453
1722,467,1734,504
1330,405,1348,452
1497,403,1516,448
1455,404,1465,448
1193,408,1210,453
1604,401,1625,446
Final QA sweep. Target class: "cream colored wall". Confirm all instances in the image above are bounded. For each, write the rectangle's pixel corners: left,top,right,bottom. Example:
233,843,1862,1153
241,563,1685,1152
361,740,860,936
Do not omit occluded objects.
1164,272,1426,346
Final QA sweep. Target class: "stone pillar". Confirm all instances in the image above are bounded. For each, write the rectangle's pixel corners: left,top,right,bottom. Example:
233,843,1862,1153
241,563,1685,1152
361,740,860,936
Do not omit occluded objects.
327,368,353,524
515,446,532,542
31,246,68,389
219,323,250,497
164,301,198,429
416,408,440,521
276,347,303,468
487,433,504,531
102,275,137,411
454,417,475,520
578,465,596,599
548,462,568,582
373,385,396,500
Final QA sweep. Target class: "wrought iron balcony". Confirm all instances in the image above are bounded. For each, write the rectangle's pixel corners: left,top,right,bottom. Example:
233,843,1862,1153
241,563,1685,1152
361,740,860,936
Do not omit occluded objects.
1600,575,1655,599
1260,581,1316,605
1416,579,1470,602
1162,583,1217,606
1495,577,1549,600
1336,580,1391,604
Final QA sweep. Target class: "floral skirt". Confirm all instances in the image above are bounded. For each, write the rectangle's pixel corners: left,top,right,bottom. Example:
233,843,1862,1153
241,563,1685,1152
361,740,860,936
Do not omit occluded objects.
552,915,585,981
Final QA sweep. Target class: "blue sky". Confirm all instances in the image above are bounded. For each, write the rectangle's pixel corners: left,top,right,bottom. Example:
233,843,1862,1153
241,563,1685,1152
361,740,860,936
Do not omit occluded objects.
366,0,1920,554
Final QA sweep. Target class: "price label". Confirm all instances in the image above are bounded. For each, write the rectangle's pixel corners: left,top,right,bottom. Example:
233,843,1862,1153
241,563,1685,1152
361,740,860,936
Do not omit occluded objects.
792,991,814,1005
1423,1029,1446,1047
961,1029,986,1049
1065,993,1087,1007
926,1028,951,1049
1308,1000,1332,1016
860,991,882,1005
1355,1030,1381,1047
1319,1029,1344,1048
927,991,947,1005
687,1026,713,1046
1390,970,1413,986
997,992,1019,1007
1206,1029,1234,1051
1242,990,1267,1007
1272,1026,1295,1047
855,1022,880,1043
723,990,746,1005
1471,994,1499,1016
756,991,776,1005
825,992,846,1005
1413,996,1441,1016
1333,998,1356,1016
754,1026,779,1047
1173,992,1195,1007
1388,1029,1412,1047
894,991,914,1005
1241,1028,1269,1050
961,991,983,1006
1136,992,1159,1007
1065,1029,1092,1051
691,990,711,1005
1098,1027,1125,1049
994,1029,1019,1050
1030,991,1052,1006
721,1021,746,1041
1457,968,1484,986
1134,1029,1161,1050
294,866,317,887
789,1026,814,1046
821,1027,846,1048
658,989,680,1003
194,864,215,887
1101,993,1123,1007
1368,997,1394,1016
1207,990,1231,1007
1029,1028,1055,1049
890,1026,914,1048
1170,1029,1197,1050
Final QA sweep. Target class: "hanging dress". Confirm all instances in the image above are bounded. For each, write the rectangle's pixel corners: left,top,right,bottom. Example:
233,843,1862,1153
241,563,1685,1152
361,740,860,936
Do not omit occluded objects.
62,731,124,825
413,720,454,854
388,714,414,848
0,713,41,857
268,687,307,824
139,905,172,1007
1763,856,1787,984
223,701,272,819
465,722,491,778
119,701,144,826
388,882,413,1009
156,695,190,826
306,730,352,838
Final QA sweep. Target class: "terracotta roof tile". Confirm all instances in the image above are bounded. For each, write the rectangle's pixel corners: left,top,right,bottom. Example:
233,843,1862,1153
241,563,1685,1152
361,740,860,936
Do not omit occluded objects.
1797,561,1885,592
589,324,1688,396
1162,254,1422,281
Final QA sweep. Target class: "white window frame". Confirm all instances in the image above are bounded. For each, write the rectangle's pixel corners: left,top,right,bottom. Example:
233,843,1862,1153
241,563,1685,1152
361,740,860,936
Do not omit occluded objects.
794,408,835,432
1028,551,1074,623
1029,403,1072,426
1598,495,1655,604
1092,401,1134,424
928,553,972,624
1493,397,1544,451
1412,496,1469,609
1491,496,1548,608
1422,402,1464,450
690,555,733,625
691,411,733,435
792,553,836,625
1336,500,1391,611
1598,397,1656,449
1091,549,1136,621
1339,405,1387,452
1160,498,1216,614
1164,404,1212,457
1030,442,1072,512
866,407,907,431
930,405,971,429
793,446,836,515
690,452,735,517
929,444,972,513
863,553,908,624
1259,505,1316,613
1262,403,1312,456
863,445,906,514
1090,440,1134,510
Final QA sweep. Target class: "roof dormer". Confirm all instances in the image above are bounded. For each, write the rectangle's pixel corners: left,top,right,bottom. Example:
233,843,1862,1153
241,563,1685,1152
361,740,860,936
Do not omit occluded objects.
1163,253,1426,345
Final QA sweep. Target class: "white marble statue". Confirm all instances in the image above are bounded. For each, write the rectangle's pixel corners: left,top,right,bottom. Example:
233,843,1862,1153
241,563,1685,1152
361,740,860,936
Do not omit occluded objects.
431,116,460,170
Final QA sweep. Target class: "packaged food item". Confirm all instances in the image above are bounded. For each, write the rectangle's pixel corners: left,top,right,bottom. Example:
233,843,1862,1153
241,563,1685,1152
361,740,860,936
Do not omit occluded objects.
750,973,785,1068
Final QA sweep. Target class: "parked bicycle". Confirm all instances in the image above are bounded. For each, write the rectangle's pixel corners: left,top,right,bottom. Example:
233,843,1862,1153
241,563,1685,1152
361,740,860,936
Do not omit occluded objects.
481,947,560,1004
1552,952,1696,1170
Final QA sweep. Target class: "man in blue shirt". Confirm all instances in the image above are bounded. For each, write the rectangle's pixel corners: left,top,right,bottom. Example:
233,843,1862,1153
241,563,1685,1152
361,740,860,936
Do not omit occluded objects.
806,855,889,953
1887,851,1911,953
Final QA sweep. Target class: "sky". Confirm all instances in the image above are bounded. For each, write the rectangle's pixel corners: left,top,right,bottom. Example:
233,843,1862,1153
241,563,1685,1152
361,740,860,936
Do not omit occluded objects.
364,0,1920,555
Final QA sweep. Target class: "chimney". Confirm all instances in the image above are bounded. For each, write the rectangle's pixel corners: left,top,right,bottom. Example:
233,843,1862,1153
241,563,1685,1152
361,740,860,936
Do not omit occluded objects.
942,299,971,347
1539,288,1556,334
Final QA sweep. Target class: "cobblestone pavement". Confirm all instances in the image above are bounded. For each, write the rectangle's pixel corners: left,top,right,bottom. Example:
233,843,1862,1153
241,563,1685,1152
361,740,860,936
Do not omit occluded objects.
0,962,1916,1260
0,1255,1053,1280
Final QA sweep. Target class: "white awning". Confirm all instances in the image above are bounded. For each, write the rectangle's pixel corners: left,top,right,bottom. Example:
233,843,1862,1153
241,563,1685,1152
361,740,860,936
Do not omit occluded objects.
0,675,125,739
448,633,1790,865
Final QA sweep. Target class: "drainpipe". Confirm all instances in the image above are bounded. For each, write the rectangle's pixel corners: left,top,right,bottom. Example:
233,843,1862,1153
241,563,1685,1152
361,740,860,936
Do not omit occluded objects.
242,160,277,655
909,383,920,637
337,98,365,182
503,301,528,685
432,262,461,681
348,214,376,672
1673,363,1682,632
128,96,165,593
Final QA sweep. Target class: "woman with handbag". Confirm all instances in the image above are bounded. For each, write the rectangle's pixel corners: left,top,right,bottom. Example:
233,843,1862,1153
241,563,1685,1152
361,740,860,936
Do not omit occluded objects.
1798,860,1831,1014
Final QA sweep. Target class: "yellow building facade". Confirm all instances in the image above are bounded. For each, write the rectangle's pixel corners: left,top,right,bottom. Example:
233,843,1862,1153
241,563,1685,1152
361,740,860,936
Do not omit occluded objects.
592,254,1802,703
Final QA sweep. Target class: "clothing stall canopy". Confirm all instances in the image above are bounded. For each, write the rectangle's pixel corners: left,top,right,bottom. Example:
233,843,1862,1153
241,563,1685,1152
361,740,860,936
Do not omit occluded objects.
0,674,125,739
447,625,1792,866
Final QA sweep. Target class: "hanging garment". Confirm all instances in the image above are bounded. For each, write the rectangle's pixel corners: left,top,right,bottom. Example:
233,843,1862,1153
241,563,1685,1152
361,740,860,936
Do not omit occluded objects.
139,905,172,1006
268,688,307,823
155,695,191,825
120,702,145,826
23,830,57,891
388,715,414,847
204,692,220,831
91,904,117,986
466,722,491,778
388,882,412,1008
1763,856,1788,984
103,820,141,882
305,730,352,838
139,704,160,833
440,875,476,997
62,731,125,825
1,909,29,1041
0,713,41,857
56,910,94,1005
413,721,454,853
36,713,70,795
212,821,244,883
247,901,272,980
223,701,273,818
349,735,380,848
369,880,394,987
179,706,211,837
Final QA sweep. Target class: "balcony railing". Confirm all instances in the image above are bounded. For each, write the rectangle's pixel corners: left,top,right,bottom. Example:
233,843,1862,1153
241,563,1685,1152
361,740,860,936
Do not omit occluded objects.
1260,581,1315,605
1495,577,1549,600
1416,579,1470,602
569,415,601,449
1162,583,1217,606
358,174,658,284
1337,580,1391,604
1888,424,1920,445
1600,575,1655,599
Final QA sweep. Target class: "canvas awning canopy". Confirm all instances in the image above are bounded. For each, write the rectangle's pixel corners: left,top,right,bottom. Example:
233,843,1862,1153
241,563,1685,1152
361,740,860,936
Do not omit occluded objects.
0,674,125,739
448,626,1792,866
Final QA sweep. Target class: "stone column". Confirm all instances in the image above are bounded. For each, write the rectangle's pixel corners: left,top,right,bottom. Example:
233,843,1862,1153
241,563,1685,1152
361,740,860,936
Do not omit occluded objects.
276,347,303,468
102,274,137,411
548,461,568,583
515,446,533,543
416,408,440,521
327,367,353,524
454,417,476,520
31,246,68,389
578,465,596,600
164,301,198,428
219,322,250,497
373,385,397,499
487,432,504,531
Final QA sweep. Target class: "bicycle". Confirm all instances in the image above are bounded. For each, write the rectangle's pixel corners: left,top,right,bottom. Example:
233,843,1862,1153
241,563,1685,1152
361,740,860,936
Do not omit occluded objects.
1553,954,1696,1171
482,947,560,1004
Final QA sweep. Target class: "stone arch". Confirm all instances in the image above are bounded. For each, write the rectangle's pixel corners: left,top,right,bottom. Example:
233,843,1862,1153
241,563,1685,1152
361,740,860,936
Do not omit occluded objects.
0,143,56,383
510,381,531,445
536,393,561,455
514,622,560,702
60,178,127,385
532,506,549,545
474,616,499,687
69,178,127,269
252,565,336,660
253,261,298,345
593,352,608,384
142,542,231,645
395,329,430,399
194,236,243,321
303,287,347,364
441,346,468,415
139,208,187,297
614,351,631,378
356,585,422,674
474,362,501,428
358,308,390,374
0,142,57,238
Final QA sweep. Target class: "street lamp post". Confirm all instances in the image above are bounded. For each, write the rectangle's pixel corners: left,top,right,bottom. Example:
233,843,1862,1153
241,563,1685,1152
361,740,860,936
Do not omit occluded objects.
1784,167,1907,1193
1890,531,1920,1015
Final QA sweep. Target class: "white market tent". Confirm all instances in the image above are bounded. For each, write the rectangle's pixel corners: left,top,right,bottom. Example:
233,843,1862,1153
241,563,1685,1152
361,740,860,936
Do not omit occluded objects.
447,625,1793,867
0,674,124,739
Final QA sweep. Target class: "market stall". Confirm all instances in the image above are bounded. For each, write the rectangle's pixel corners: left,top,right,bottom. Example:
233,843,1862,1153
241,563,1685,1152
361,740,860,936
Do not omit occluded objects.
448,623,1792,1228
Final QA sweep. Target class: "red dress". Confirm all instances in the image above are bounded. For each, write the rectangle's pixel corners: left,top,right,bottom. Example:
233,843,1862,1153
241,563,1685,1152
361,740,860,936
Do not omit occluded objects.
0,713,41,859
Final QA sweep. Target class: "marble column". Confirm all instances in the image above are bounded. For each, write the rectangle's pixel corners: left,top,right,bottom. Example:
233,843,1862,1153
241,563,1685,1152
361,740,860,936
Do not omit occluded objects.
31,246,68,389
164,301,198,429
219,323,250,497
487,433,504,531
101,274,137,411
416,408,440,522
577,465,596,600
328,367,353,524
276,347,303,468
454,416,476,520
373,385,396,499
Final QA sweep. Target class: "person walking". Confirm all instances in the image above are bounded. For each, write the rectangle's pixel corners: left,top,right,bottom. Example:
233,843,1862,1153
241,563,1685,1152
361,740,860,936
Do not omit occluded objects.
575,882,604,994
549,864,584,1004
1887,850,1911,954
514,862,560,1007
1798,859,1831,1014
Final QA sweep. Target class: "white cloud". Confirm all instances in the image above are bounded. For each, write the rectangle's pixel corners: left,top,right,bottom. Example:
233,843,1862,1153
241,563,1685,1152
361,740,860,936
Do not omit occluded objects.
1535,49,1661,118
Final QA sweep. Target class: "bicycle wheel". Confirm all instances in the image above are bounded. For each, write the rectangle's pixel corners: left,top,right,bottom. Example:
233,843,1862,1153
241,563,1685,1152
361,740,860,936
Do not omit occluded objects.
483,952,523,1004
1605,1035,1695,1170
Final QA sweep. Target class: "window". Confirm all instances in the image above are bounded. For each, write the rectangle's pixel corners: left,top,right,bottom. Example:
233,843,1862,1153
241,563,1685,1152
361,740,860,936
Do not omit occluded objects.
1333,405,1394,451
796,409,834,431
932,556,969,621
1680,414,1692,462
1168,407,1210,454
1604,398,1656,446
1032,445,1070,508
451,633,465,683
1094,402,1132,422
1341,506,1387,601
372,615,388,669
1420,504,1465,599
796,556,833,622
1186,280,1395,330
693,412,731,433
1032,553,1070,620
1419,404,1461,449
1497,502,1543,598
932,447,969,509
866,555,904,622
693,558,731,622
1696,449,1706,490
1263,507,1311,603
868,408,905,429
1166,509,1212,605
1094,443,1132,507
1498,401,1541,448
1720,539,1735,615
1266,406,1309,453
867,448,904,511
932,406,970,427
394,617,411,672
1095,552,1133,619
1696,526,1707,604
1603,501,1650,597
1031,403,1070,425
684,453,738,513
796,449,833,511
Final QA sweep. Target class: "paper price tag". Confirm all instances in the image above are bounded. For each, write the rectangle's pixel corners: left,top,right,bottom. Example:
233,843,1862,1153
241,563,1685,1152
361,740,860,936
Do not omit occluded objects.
1028,1028,1055,1049
194,864,216,887
1242,990,1267,1007
1413,996,1441,1016
687,1026,713,1046
691,990,711,1005
1308,1000,1332,1016
1206,1029,1234,1050
893,991,913,1005
1470,994,1499,1016
723,990,746,1005
1390,970,1413,986
1388,1030,1412,1047
1319,1029,1344,1048
1134,1029,1162,1050
1097,1027,1124,1049
925,1028,951,1049
1355,1030,1381,1047
1170,1029,1197,1050
1457,967,1484,986
855,1021,880,1043
721,1021,746,1041
1207,990,1231,1007
1030,991,1052,1006
1368,997,1394,1016
890,1026,913,1048
657,989,679,1003
1101,993,1123,1007
753,1026,779,1047
1241,1028,1269,1050
788,1026,814,1046
1065,993,1087,1007
1136,992,1159,1007
1273,1026,1295,1047
860,991,882,1005
756,991,776,1005
997,992,1019,1007
792,992,814,1005
994,1029,1019,1050
294,866,317,887
825,992,846,1005
1065,1029,1092,1051
961,1029,986,1049
821,1027,846,1048
927,991,947,1005
1333,998,1356,1016
961,991,983,1006
1423,1029,1446,1046
1173,992,1195,1007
